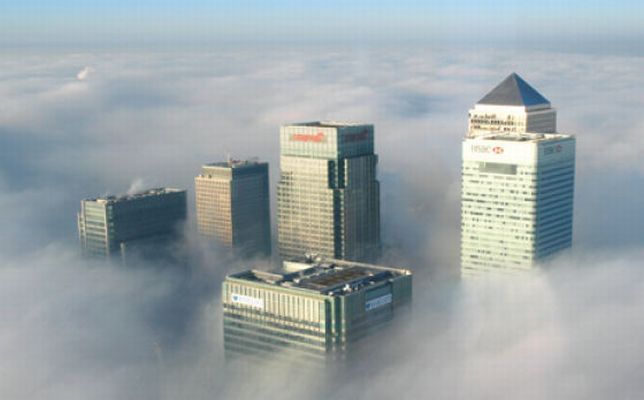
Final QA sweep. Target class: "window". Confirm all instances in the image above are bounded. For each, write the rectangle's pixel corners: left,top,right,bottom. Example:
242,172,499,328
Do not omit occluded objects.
479,162,517,175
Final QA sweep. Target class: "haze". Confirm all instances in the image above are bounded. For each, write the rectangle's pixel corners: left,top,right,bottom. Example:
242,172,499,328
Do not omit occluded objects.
1,3,644,399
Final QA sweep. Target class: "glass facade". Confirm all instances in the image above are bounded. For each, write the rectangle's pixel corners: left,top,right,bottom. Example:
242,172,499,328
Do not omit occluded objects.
277,122,381,262
222,258,412,363
195,161,271,257
77,188,187,260
461,136,575,275
462,75,575,275
468,107,557,137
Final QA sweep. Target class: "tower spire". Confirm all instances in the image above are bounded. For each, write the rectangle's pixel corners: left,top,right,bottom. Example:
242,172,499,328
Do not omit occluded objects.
477,73,550,107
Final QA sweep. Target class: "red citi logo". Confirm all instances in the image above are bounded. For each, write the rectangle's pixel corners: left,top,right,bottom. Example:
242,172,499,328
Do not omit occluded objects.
291,132,326,143
492,146,504,154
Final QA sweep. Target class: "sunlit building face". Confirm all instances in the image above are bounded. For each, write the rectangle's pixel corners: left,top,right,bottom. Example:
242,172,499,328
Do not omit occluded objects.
277,122,381,262
461,74,575,275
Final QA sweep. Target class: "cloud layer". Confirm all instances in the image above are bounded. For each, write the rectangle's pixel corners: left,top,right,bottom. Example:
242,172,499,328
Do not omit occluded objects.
1,44,643,399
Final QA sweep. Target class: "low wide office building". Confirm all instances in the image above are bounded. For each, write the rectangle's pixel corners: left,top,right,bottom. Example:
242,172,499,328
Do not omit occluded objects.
222,256,412,363
77,188,187,261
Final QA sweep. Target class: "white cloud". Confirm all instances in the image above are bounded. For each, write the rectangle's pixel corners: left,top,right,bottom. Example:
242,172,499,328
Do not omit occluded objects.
1,245,643,400
126,178,146,195
76,66,93,81
0,45,643,399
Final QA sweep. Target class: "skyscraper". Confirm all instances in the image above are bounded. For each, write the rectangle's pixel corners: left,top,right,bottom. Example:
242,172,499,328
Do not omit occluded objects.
223,256,412,363
77,188,187,260
195,160,271,257
461,73,575,275
277,122,381,262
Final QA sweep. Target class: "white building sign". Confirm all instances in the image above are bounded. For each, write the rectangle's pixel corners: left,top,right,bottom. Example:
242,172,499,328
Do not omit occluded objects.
231,294,264,309
365,293,392,311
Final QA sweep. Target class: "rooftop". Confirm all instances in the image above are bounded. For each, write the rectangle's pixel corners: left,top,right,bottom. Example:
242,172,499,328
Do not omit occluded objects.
477,73,550,107
87,188,185,203
473,132,573,142
288,121,370,128
203,158,266,169
227,257,411,296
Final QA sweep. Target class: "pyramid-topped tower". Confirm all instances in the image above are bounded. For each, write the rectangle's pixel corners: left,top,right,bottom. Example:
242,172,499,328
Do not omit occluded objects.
468,73,556,137
478,73,550,107
461,73,575,276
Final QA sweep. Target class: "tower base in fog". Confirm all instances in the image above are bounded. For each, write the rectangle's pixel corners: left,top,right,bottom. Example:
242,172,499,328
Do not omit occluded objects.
222,257,411,364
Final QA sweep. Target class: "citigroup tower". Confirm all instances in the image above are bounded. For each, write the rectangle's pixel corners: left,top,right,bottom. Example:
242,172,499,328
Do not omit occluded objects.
277,122,381,262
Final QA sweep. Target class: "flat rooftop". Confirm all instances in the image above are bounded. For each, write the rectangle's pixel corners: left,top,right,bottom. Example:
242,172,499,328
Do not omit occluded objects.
470,132,573,142
287,121,370,128
203,159,266,169
86,188,185,203
227,257,411,296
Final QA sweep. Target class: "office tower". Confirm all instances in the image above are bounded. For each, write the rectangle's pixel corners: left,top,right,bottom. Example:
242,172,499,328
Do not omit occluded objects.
277,122,381,262
195,160,271,257
223,256,412,363
461,73,575,275
78,188,187,260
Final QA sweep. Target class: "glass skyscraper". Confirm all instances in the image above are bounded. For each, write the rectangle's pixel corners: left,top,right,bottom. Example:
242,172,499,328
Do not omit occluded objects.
195,160,271,257
461,74,575,275
277,122,381,262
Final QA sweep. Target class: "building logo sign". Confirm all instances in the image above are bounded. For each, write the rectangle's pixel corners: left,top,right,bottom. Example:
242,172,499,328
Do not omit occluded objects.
231,293,264,309
342,130,369,143
365,293,392,312
471,145,504,154
291,132,326,143
544,144,563,155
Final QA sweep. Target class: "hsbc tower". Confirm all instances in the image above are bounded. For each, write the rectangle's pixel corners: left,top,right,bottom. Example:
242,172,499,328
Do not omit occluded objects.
461,74,576,275
277,122,381,262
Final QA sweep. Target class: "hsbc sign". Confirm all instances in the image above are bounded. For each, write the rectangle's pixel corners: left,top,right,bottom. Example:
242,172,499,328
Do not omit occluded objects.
466,137,572,165
471,145,504,154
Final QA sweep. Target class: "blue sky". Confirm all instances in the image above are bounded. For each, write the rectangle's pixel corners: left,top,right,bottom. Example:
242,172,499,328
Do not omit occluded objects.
2,0,643,47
